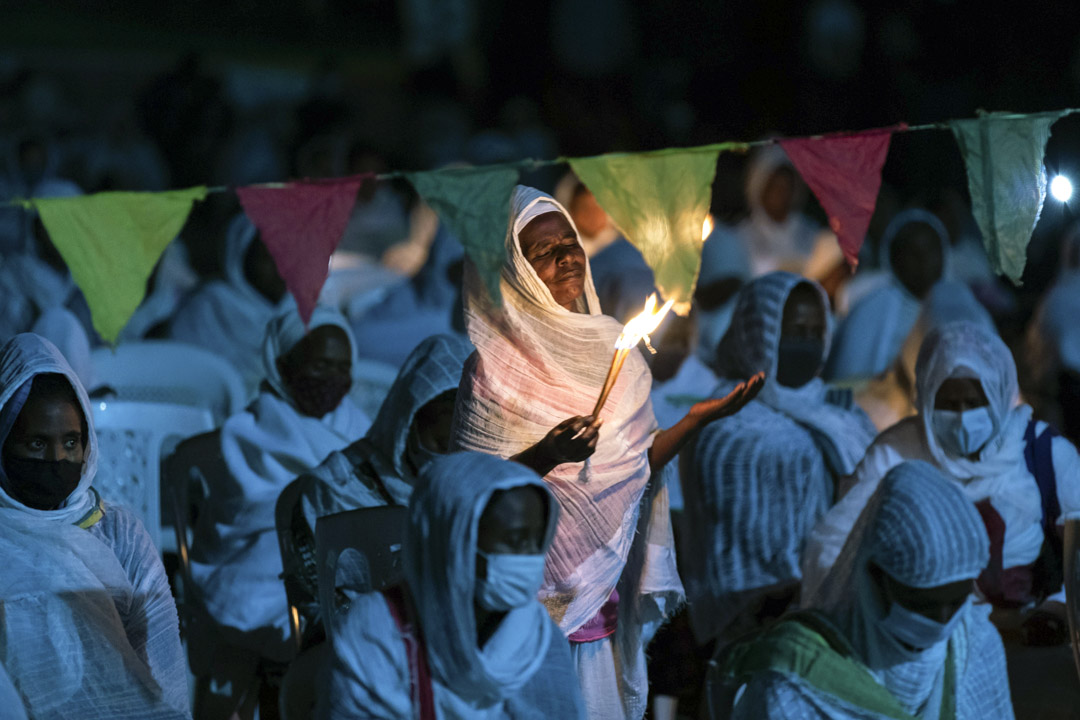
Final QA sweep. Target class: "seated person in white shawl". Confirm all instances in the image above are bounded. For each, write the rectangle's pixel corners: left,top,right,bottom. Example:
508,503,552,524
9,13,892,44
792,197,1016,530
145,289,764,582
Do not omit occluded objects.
805,321,1080,644
681,273,877,650
282,333,473,638
826,209,948,382
721,461,1013,720
0,334,189,718
319,451,585,719
170,213,290,392
452,185,762,720
188,306,370,717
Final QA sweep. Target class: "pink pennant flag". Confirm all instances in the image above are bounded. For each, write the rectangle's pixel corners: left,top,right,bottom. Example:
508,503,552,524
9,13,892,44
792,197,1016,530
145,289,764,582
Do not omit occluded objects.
780,124,904,268
237,174,372,324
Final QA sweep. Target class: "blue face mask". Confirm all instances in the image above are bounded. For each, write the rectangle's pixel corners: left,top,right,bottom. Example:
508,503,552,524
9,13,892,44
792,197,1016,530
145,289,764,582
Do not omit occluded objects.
878,600,965,651
931,407,995,457
475,552,546,611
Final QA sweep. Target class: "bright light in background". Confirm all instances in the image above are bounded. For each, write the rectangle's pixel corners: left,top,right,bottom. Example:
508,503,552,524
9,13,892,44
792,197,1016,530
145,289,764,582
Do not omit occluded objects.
701,214,715,241
1051,174,1073,202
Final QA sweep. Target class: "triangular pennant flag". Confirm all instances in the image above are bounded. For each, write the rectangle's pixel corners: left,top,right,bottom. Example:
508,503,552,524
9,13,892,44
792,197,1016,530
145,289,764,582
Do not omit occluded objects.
30,186,207,343
950,111,1068,284
407,166,519,303
780,125,901,268
237,175,369,325
570,146,730,313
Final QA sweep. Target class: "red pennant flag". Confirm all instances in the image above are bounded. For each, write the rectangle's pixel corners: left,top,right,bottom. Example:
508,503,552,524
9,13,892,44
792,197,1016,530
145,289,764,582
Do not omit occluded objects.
780,125,904,268
237,174,371,324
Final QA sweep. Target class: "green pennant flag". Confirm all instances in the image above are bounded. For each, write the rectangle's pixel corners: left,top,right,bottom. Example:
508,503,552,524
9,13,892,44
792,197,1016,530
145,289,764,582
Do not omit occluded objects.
407,166,519,304
570,145,734,313
950,111,1067,284
29,187,207,343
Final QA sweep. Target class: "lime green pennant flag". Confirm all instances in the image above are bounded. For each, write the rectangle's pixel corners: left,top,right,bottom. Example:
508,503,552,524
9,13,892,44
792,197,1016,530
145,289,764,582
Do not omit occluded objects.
407,166,519,304
570,146,729,314
30,186,207,343
950,111,1068,284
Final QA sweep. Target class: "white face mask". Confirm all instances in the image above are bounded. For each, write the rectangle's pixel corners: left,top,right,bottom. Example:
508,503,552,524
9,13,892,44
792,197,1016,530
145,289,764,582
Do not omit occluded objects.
931,407,994,457
878,600,965,651
475,552,546,611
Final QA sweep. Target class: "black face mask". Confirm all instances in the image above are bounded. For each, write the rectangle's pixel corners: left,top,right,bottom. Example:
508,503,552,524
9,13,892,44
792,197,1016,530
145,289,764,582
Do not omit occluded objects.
775,337,824,388
3,456,82,510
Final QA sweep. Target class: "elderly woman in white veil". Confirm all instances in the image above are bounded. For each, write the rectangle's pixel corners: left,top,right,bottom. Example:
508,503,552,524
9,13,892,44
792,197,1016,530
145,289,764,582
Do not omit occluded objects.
452,185,762,719
0,334,189,718
721,461,1012,719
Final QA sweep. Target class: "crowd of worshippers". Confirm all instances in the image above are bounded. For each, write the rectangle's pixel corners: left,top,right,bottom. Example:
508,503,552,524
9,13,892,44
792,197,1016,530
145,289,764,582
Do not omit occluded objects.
2,142,1080,720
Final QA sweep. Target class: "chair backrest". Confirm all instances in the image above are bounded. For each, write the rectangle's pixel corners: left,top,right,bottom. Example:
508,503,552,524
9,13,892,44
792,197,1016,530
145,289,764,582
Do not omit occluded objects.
92,399,215,551
91,340,248,423
350,358,399,419
316,505,408,626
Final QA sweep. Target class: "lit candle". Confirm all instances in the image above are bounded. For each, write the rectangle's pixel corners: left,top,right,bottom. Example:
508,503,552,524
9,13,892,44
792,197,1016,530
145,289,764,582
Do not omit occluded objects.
592,293,674,416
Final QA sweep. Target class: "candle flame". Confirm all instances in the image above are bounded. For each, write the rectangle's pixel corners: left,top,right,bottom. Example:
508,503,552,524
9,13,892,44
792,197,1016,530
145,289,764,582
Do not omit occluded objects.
701,214,715,241
615,293,675,350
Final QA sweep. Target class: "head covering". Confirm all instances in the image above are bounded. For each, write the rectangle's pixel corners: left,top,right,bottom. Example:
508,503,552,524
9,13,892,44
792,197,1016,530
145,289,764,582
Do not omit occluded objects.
745,144,806,215
694,224,753,363
261,305,358,403
914,321,1027,479
878,209,951,278
404,451,558,704
452,185,679,638
0,334,99,525
738,145,818,276
810,461,991,716
224,213,265,306
714,272,875,474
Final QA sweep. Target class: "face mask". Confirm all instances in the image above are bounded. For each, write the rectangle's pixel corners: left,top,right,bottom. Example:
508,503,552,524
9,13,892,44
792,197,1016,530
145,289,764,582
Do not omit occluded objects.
3,456,82,510
475,551,546,611
878,600,963,651
931,407,994,457
775,337,824,388
286,372,351,418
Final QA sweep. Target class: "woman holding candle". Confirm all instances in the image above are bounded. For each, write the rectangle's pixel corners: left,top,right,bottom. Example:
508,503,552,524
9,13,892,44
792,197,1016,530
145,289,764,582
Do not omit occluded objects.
451,184,762,720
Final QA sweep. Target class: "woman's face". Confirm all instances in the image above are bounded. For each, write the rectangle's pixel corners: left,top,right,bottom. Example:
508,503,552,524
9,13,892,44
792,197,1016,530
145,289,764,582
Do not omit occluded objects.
518,212,586,310
4,394,85,464
477,486,547,558
870,562,973,625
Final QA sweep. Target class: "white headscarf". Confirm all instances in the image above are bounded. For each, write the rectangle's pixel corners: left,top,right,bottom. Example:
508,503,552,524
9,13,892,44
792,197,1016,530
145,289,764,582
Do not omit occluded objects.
805,461,1008,719
714,272,876,474
30,307,95,390
405,452,558,703
737,144,818,276
0,333,100,525
452,185,681,636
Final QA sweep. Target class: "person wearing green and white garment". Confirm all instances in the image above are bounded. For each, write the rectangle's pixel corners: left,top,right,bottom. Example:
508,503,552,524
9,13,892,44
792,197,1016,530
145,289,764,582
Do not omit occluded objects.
319,451,585,719
723,461,1012,719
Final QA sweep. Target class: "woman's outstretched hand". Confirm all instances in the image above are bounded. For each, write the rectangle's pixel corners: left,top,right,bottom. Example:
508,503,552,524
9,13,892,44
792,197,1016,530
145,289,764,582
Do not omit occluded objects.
687,371,766,424
511,415,603,476
648,372,766,473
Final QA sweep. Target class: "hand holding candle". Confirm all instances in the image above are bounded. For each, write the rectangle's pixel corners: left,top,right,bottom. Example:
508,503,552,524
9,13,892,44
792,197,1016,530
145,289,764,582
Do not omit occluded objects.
592,293,675,417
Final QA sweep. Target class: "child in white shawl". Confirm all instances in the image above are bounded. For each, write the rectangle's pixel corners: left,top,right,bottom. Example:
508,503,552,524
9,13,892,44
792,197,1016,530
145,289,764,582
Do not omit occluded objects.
681,272,877,647
0,334,189,718
724,461,1013,720
188,306,370,714
319,451,585,719
805,322,1080,629
451,185,761,719
169,213,290,392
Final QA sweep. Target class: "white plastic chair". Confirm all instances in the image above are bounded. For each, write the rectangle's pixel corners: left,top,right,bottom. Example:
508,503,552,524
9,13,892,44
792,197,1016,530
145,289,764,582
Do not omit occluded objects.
91,399,216,551
90,340,248,424
350,358,399,418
